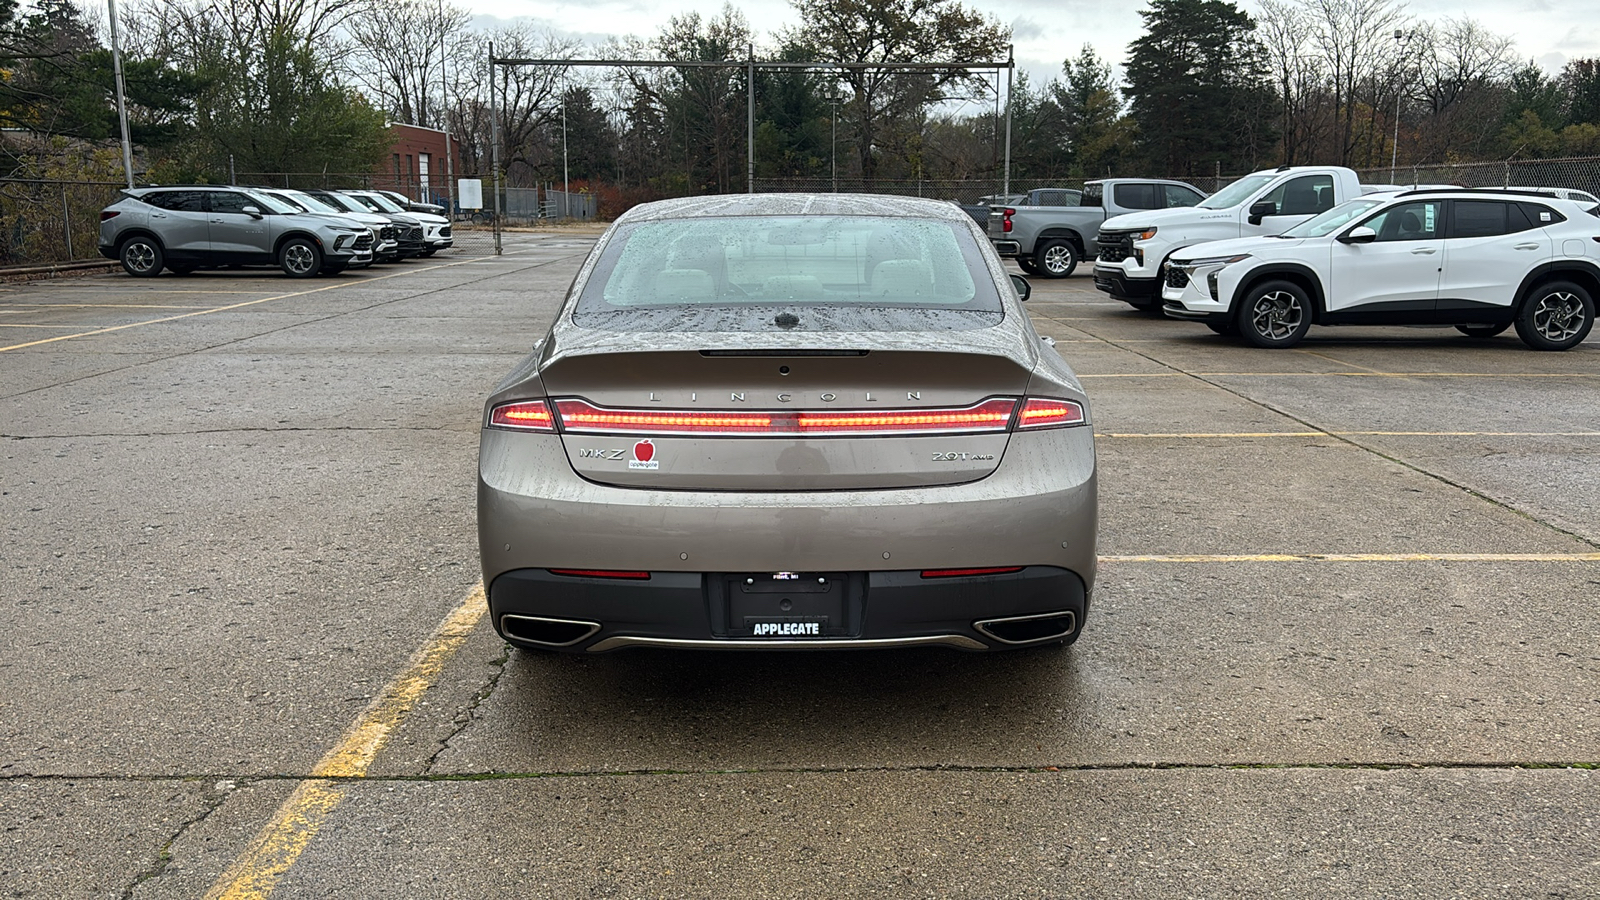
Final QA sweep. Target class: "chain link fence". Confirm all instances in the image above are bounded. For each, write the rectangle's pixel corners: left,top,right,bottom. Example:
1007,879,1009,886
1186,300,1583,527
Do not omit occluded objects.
1350,156,1600,194
8,156,1600,269
0,178,127,268
752,177,1015,205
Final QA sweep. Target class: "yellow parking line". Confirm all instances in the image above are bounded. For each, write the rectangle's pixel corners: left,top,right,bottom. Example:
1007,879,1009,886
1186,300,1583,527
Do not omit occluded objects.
202,584,486,900
1102,431,1600,438
4,303,214,310
14,289,280,295
1102,553,1600,562
1293,348,1387,374
0,256,493,353
1078,372,1599,378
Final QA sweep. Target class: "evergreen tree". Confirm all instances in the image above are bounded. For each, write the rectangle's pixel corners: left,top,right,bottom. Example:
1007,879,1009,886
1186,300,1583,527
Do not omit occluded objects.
1123,0,1277,176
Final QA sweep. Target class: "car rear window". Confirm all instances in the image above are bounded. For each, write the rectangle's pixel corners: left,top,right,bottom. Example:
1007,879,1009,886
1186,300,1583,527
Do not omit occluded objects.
572,216,1004,332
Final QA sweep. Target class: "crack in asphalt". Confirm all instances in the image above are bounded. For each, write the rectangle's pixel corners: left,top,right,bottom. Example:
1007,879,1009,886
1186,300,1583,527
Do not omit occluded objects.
422,642,513,775
0,249,584,404
6,760,1600,784
1039,307,1600,551
116,777,242,900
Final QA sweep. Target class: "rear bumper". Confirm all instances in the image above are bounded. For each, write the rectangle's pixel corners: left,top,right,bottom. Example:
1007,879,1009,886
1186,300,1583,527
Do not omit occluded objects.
489,566,1088,653
991,239,1021,257
478,427,1098,651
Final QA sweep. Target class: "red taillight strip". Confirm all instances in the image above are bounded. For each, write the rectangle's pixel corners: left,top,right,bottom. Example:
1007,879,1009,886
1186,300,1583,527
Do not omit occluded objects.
921,566,1024,578
490,399,555,431
1016,398,1086,430
548,568,651,579
552,397,1019,436
796,399,1016,433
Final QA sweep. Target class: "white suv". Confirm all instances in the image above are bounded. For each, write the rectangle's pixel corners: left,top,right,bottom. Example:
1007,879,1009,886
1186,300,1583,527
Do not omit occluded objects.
1160,189,1599,351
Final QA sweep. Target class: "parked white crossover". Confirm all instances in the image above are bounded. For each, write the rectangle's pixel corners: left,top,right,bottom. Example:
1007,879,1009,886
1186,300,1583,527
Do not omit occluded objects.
1160,188,1598,351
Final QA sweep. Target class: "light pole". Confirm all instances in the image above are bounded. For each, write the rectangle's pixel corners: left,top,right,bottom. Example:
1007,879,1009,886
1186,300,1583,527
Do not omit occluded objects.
106,0,134,187
1391,29,1406,184
439,0,454,218
829,87,839,193
561,86,569,217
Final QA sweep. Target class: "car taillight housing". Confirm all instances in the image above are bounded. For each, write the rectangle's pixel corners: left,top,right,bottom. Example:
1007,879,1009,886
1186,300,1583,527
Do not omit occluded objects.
489,399,555,431
490,396,1087,435
1015,397,1086,430
1002,208,1015,233
100,210,120,221
550,397,1021,436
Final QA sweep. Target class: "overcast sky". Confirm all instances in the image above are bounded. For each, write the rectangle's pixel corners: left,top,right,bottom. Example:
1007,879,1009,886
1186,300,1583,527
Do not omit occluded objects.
466,0,1600,89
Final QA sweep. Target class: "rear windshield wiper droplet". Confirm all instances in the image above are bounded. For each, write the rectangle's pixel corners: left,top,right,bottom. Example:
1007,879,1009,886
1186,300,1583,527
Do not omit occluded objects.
774,312,800,329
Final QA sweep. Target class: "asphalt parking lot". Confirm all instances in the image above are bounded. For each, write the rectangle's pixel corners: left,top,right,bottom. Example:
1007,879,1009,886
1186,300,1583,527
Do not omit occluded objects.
3,231,1598,898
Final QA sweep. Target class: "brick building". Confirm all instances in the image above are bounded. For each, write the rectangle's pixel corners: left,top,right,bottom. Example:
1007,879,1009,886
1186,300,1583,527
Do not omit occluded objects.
377,123,458,207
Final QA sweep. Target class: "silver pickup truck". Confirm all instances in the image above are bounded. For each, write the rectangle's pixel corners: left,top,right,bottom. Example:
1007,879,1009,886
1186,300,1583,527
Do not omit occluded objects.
989,178,1207,278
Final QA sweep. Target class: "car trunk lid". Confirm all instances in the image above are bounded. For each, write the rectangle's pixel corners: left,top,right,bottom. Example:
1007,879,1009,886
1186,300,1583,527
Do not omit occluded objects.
537,346,1033,490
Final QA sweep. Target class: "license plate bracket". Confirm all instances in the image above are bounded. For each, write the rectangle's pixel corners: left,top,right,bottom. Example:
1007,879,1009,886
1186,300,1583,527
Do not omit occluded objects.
710,572,862,638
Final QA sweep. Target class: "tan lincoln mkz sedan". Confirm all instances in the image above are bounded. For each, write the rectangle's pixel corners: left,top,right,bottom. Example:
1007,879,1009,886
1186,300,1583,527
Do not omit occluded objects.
477,194,1098,653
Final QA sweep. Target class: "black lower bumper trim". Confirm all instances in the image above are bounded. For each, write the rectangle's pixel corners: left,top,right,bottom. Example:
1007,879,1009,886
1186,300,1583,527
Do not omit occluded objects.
1092,269,1159,304
488,566,1089,652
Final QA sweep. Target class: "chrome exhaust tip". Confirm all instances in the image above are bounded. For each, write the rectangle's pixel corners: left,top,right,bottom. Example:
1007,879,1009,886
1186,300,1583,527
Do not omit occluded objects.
499,614,601,648
973,610,1078,645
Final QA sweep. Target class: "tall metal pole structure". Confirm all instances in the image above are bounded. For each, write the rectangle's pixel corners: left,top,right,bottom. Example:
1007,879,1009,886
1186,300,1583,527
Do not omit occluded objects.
106,0,135,188
1002,45,1013,198
440,0,455,219
490,42,502,256
746,45,755,194
1390,29,1405,183
561,87,570,215
830,91,838,194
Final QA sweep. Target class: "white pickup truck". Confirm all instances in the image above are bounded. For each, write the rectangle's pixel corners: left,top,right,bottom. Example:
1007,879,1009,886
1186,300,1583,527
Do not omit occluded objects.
1092,165,1366,310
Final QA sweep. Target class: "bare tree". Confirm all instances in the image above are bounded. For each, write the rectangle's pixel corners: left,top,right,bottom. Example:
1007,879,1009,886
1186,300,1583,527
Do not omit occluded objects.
1257,0,1332,164
1303,0,1408,165
453,25,578,183
1408,17,1517,161
788,0,1008,181
345,0,471,128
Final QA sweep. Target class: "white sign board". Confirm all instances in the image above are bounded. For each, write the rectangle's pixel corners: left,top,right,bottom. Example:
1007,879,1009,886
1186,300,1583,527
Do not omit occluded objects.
458,178,483,210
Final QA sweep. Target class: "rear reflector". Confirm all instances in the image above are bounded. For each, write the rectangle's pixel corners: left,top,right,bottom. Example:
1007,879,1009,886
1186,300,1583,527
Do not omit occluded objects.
1016,397,1086,430
548,569,651,579
489,399,555,431
921,566,1024,578
552,397,1019,436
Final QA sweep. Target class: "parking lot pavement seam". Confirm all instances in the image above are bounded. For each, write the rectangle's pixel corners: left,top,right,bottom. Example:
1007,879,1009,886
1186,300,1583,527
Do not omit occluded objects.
0,252,579,404
117,779,240,900
1100,431,1600,438
8,760,1600,785
199,584,485,900
1082,332,1600,552
421,641,512,776
1100,553,1600,562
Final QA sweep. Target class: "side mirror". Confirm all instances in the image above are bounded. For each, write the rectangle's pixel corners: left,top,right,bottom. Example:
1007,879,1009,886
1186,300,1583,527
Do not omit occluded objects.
1010,273,1032,301
1339,225,1377,244
241,205,262,218
1247,200,1277,225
